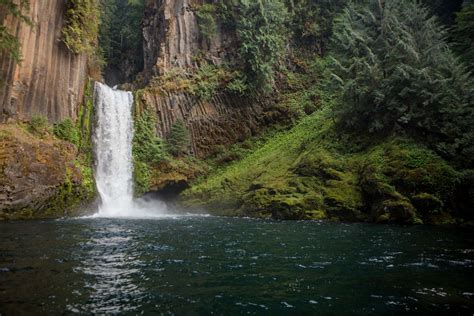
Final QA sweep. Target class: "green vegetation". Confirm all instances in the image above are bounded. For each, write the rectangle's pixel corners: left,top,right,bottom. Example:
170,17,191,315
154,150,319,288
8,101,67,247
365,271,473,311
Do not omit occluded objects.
233,0,288,93
150,63,243,100
330,0,473,166
53,118,80,145
180,0,473,225
195,3,217,41
62,0,100,56
98,0,145,81
452,3,474,71
167,120,189,157
27,115,50,137
133,109,165,164
287,0,345,52
0,0,32,63
132,94,167,194
182,107,467,224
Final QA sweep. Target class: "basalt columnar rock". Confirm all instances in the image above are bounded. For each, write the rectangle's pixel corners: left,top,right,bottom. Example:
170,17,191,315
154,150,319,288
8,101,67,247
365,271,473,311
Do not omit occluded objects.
0,0,88,123
143,0,234,76
141,0,273,158
139,90,266,157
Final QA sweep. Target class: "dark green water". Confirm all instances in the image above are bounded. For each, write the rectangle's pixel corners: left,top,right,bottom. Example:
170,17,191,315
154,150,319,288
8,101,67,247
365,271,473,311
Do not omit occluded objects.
0,216,473,315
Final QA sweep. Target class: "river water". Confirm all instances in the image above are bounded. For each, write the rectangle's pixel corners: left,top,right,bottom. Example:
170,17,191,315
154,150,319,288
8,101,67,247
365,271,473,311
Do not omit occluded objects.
0,217,473,315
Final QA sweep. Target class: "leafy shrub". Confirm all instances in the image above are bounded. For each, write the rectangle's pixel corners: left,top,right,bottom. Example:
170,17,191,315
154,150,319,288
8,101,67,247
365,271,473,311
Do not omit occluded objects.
133,160,151,195
27,115,50,136
53,118,80,145
191,63,231,101
234,0,288,93
225,71,248,95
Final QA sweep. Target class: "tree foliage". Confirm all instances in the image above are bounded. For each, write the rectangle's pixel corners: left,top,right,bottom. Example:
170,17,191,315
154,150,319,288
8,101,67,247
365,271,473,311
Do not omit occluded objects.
285,0,346,53
167,120,189,157
330,0,474,165
216,0,288,93
235,0,288,93
0,0,32,62
133,109,165,164
195,3,217,41
62,0,100,56
98,0,144,81
452,3,474,72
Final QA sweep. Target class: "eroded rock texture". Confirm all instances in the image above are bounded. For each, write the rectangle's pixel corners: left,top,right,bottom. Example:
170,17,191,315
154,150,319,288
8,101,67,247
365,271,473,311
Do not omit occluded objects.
0,0,88,123
143,0,235,75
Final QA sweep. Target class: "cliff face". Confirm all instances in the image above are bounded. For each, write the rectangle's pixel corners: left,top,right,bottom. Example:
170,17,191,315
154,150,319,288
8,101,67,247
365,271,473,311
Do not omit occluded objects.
143,0,234,76
139,91,266,157
141,0,271,158
0,0,88,123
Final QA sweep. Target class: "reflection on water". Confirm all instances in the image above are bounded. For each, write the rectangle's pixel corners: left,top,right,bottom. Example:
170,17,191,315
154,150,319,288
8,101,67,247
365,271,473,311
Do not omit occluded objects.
0,217,473,315
70,225,146,313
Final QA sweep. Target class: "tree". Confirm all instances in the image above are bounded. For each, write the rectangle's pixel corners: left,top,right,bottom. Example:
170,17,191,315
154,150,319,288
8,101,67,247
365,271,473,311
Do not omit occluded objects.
330,0,474,165
235,0,288,93
133,109,165,163
286,0,346,54
62,0,100,56
452,3,474,71
98,0,144,82
0,0,32,62
167,120,189,156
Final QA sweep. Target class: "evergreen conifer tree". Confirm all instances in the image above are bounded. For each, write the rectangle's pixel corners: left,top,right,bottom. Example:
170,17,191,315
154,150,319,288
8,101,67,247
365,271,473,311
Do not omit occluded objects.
167,120,189,156
330,0,473,165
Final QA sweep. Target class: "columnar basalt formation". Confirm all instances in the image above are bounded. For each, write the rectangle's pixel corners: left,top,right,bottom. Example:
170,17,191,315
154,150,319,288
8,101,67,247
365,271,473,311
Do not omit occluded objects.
139,90,265,158
143,0,235,75
142,0,269,158
0,0,88,123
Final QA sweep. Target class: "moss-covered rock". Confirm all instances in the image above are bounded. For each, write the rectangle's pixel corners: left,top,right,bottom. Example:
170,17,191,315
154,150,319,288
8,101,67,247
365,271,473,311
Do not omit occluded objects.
181,108,469,225
0,124,96,220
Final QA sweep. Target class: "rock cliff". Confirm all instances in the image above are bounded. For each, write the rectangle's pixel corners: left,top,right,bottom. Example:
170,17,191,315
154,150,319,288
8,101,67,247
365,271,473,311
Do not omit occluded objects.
139,90,266,157
142,0,233,76
0,0,88,123
141,0,274,158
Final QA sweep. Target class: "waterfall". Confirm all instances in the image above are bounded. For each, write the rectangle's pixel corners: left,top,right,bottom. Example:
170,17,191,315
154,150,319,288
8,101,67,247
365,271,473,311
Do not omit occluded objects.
92,82,173,218
93,82,135,216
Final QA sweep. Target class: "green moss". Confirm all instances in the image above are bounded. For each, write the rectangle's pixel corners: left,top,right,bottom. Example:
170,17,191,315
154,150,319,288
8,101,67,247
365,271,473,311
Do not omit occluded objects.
181,100,465,224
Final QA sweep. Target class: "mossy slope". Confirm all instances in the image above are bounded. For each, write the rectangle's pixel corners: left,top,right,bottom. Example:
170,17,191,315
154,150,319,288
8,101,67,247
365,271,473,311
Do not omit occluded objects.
181,108,471,224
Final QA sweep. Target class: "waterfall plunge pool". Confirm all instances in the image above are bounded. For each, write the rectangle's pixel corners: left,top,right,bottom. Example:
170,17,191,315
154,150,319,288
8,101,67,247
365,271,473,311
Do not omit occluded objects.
0,217,473,314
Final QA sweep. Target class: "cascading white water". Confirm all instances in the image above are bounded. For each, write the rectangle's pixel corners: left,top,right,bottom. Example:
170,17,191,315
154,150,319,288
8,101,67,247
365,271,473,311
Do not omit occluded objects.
91,82,184,218
93,82,135,216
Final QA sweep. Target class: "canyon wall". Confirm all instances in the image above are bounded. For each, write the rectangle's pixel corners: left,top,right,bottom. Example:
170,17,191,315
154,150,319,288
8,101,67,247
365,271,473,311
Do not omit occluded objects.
0,0,88,123
143,0,233,76
142,0,272,157
139,90,266,157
